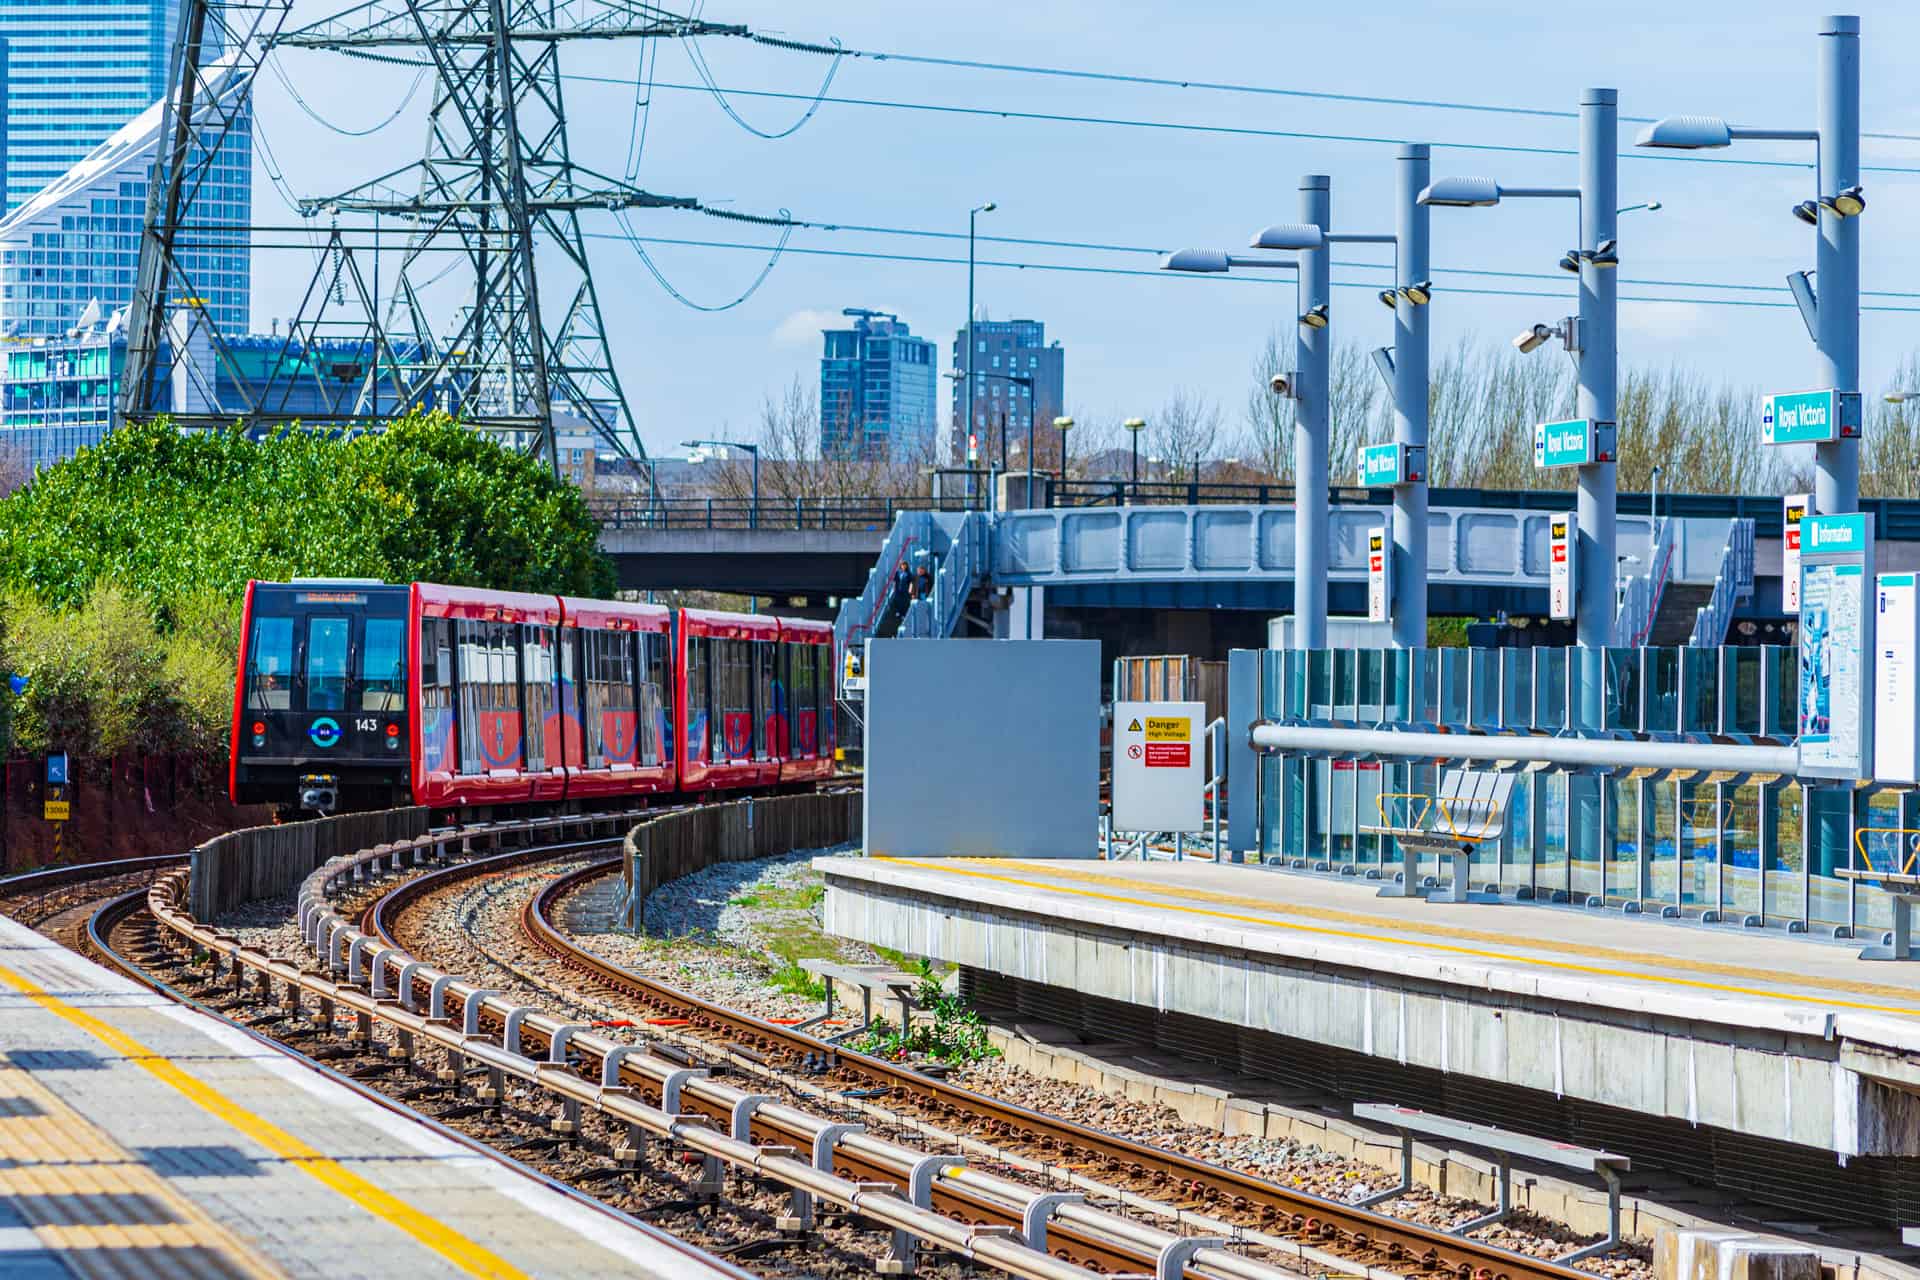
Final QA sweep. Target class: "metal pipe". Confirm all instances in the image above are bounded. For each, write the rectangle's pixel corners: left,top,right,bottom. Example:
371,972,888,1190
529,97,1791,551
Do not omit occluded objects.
1392,144,1431,650
1296,175,1332,649
1816,14,1861,516
1250,722,1799,776
1577,88,1618,649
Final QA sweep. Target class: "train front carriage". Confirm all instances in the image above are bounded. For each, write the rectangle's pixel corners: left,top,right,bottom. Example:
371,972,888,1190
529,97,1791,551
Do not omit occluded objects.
231,579,413,812
676,609,783,792
776,618,836,785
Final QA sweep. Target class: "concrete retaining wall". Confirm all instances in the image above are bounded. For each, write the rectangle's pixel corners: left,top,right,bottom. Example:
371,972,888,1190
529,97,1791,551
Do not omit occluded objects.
189,807,429,921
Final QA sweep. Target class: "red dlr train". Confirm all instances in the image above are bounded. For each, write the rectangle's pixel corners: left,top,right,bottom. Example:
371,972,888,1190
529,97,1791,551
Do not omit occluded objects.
230,579,834,812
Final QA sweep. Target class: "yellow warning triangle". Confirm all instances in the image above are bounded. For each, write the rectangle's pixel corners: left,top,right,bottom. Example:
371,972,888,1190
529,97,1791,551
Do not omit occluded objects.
1126,718,1142,732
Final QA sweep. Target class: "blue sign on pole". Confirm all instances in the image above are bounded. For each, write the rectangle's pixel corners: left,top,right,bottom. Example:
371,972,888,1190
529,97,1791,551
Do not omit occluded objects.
46,753,67,785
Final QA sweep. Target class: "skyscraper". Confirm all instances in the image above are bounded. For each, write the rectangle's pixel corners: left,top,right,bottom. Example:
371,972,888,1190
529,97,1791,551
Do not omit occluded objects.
950,318,1064,466
0,51,250,341
0,0,180,213
819,308,937,460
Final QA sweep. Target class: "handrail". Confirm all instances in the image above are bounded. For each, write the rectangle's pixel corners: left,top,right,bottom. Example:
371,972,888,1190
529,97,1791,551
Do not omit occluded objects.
1688,518,1756,648
1611,515,1676,648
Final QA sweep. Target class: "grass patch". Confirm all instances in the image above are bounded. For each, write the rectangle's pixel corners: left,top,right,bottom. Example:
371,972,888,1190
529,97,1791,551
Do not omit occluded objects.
729,881,826,912
768,958,827,1001
849,974,998,1066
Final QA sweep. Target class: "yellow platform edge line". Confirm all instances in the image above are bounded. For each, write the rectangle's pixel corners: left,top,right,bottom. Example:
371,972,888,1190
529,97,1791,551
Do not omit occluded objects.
876,858,1920,1019
951,857,1920,1005
0,959,533,1280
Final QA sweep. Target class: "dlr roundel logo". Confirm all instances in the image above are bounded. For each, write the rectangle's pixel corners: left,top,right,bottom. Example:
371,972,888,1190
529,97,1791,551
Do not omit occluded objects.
309,717,342,749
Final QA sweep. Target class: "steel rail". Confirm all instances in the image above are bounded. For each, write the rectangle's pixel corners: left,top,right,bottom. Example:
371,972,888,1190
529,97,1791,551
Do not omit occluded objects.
354,840,1251,1277
523,860,1593,1280
155,818,1253,1280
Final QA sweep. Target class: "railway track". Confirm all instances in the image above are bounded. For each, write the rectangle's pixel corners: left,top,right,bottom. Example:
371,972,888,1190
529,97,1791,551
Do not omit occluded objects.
350,829,1602,1280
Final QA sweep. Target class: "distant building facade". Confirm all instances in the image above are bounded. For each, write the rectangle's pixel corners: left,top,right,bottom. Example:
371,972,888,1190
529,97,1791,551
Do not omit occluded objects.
819,308,937,460
949,318,1064,465
0,51,250,342
0,320,440,473
0,0,179,213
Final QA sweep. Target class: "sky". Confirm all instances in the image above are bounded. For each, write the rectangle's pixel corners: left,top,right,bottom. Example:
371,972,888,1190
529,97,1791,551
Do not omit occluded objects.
249,1,1920,461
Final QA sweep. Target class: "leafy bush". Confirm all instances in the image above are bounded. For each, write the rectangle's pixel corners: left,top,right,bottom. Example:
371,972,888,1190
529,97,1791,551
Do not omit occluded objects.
851,975,999,1066
0,413,613,612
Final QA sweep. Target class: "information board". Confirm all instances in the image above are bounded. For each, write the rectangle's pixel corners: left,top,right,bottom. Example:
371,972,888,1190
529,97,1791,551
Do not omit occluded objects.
1112,700,1205,833
1875,573,1919,784
1798,513,1874,780
1782,494,1810,614
1366,519,1391,623
1548,512,1577,622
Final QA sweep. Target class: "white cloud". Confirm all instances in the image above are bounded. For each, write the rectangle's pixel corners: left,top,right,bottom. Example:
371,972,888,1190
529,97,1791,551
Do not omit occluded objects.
772,308,842,348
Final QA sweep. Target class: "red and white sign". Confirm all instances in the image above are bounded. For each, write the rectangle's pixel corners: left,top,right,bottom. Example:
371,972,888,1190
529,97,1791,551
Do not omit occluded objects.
1366,519,1391,624
1112,700,1204,833
1783,493,1809,613
1548,512,1577,622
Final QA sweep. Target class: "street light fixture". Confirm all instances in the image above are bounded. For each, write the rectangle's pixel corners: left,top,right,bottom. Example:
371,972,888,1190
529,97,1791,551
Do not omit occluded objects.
1421,86,1621,650
1636,16,1864,516
1054,416,1074,481
1123,417,1147,498
1885,391,1920,405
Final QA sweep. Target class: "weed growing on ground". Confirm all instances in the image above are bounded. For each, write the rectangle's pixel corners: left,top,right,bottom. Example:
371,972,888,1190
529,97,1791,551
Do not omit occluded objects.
851,974,998,1066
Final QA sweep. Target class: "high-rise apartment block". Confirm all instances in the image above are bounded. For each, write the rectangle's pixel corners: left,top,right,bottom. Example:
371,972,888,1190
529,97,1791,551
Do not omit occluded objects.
949,318,1064,465
819,308,937,460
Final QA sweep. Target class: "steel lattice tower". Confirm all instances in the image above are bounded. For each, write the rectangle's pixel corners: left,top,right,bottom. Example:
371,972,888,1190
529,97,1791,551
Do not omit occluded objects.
122,0,747,476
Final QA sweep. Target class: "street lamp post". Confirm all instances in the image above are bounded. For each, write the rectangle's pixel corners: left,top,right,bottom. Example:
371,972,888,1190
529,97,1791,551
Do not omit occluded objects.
1123,417,1146,499
1054,416,1073,489
948,368,1030,510
965,201,997,475
1637,15,1861,516
1160,243,1315,641
1421,90,1621,649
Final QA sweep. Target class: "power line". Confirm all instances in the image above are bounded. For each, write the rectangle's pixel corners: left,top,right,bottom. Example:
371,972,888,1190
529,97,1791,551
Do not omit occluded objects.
580,230,1920,313
757,36,1920,144
562,73,1920,175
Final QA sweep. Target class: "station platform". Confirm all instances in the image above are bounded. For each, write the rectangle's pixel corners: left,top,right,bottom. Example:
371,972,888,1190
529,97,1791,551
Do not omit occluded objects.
0,914,744,1280
818,855,1920,1170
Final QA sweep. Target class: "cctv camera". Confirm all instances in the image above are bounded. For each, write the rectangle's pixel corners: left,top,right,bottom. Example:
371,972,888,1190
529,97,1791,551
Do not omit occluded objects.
1269,373,1293,397
1512,323,1553,355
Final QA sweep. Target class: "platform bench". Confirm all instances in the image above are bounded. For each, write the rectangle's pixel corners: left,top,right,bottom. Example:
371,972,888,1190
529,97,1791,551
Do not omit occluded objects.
1360,768,1513,904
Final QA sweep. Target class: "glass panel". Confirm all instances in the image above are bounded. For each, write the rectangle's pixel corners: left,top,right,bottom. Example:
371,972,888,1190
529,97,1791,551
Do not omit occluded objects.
244,616,293,711
1536,648,1567,730
1725,783,1762,920
305,616,349,712
1415,649,1441,725
1385,648,1413,721
1262,649,1287,719
1502,648,1533,730
1727,647,1764,737
361,617,406,713
1570,647,1605,733
1502,773,1535,895
1439,649,1468,726
1468,649,1500,727
521,627,553,771
1807,786,1851,930
1856,790,1901,937
1645,779,1677,905
1308,650,1332,719
1357,650,1384,722
1567,773,1604,902
642,633,669,766
1766,783,1805,924
1537,772,1569,899
1607,776,1640,903
754,641,775,759
1604,648,1638,733
1644,648,1679,735
1765,646,1797,739
1333,650,1357,721
419,619,456,775
1681,647,1718,734
685,637,710,763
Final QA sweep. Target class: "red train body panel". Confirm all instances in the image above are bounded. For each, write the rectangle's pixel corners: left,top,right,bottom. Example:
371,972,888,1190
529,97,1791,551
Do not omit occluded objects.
230,580,835,813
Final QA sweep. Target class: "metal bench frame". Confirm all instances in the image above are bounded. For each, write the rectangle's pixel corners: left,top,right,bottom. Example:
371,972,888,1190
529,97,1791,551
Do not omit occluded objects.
1360,769,1513,904
1839,826,1920,961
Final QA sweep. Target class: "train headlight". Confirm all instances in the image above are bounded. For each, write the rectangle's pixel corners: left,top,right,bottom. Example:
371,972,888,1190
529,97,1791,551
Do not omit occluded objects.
385,724,401,751
252,735,266,749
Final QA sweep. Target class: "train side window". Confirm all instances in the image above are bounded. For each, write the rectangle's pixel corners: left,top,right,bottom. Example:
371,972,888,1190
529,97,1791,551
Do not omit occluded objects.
245,615,294,711
585,629,637,768
789,641,814,756
718,638,750,759
685,634,710,765
361,617,406,712
456,620,485,774
753,640,774,760
495,620,522,769
815,644,833,753
306,617,349,712
637,631,665,767
522,625,553,771
420,618,457,774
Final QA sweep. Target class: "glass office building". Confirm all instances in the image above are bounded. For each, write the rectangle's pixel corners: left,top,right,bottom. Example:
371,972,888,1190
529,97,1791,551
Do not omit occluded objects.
949,318,1065,466
0,53,249,342
0,0,180,213
819,310,937,460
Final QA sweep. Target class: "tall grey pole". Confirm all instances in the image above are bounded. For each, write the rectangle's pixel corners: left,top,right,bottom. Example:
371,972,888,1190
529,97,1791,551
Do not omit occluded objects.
1391,145,1430,650
1576,89,1618,648
1816,14,1860,516
1295,175,1332,649
966,211,977,473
